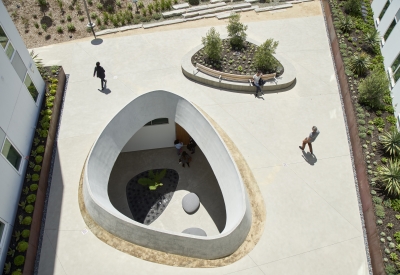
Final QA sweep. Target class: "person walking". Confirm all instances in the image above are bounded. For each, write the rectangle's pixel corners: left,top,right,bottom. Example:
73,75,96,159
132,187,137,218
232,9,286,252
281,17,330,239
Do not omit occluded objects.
179,151,192,168
299,126,320,155
93,62,107,90
174,139,183,155
187,138,197,154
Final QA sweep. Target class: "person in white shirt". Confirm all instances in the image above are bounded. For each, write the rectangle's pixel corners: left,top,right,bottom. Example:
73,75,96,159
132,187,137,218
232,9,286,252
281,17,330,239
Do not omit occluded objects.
174,139,183,155
250,71,264,97
299,126,320,155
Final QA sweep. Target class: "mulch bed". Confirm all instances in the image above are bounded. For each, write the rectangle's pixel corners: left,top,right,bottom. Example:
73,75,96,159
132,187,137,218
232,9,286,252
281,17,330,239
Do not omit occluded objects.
126,169,179,225
191,38,283,76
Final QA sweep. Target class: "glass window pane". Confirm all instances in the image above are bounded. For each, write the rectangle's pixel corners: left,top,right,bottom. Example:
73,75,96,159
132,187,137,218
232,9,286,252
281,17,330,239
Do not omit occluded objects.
384,19,397,41
0,221,5,243
0,25,9,49
2,139,22,171
396,8,400,22
392,52,400,73
394,67,400,83
24,74,38,102
152,118,169,125
12,51,27,82
379,0,391,21
5,42,14,60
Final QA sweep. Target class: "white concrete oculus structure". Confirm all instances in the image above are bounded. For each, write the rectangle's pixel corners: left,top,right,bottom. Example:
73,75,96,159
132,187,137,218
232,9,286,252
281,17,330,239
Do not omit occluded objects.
83,90,252,259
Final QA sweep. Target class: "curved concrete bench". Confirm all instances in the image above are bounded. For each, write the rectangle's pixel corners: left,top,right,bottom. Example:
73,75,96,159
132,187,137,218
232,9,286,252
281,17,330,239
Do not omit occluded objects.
182,227,207,236
181,37,296,93
83,90,252,259
182,193,200,214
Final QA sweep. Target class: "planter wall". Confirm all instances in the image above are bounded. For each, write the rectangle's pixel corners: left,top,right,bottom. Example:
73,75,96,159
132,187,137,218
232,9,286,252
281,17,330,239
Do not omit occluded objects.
320,1,384,274
23,67,66,275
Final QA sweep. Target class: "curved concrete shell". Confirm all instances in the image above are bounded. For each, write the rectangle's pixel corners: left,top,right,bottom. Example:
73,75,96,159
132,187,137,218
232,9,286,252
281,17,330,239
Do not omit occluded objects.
83,90,252,259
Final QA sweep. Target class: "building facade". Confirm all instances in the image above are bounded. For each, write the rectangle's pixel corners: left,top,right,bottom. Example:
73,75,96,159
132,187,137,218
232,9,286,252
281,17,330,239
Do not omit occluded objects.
0,1,45,270
371,0,400,122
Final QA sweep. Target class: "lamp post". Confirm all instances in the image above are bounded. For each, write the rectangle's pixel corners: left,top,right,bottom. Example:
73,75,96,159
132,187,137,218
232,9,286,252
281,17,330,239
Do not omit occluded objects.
82,0,97,39
132,0,139,14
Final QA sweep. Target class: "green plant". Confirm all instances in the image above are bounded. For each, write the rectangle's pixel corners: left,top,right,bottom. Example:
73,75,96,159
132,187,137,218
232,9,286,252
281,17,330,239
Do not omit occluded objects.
189,0,199,5
201,27,222,61
372,196,382,204
349,53,370,77
375,204,385,218
138,169,166,190
138,1,144,8
344,0,361,16
381,130,400,156
385,105,395,114
56,26,63,33
23,187,29,195
8,247,15,257
396,231,400,243
21,229,30,238
358,70,390,109
32,174,40,182
128,3,132,10
388,223,394,229
37,0,47,6
79,16,84,21
67,14,72,21
14,255,25,266
237,65,243,72
152,13,161,20
116,0,121,7
41,23,48,32
11,270,22,275
36,145,45,153
27,194,37,204
392,199,400,212
227,13,248,49
391,253,399,261
88,0,93,5
386,264,397,275
3,262,11,274
35,155,43,164
67,23,76,32
387,116,397,125
13,231,21,242
363,29,380,53
26,174,32,182
16,241,29,252
34,22,39,29
379,159,400,197
339,16,353,33
357,119,365,125
25,204,34,213
19,201,26,210
21,216,32,225
90,12,97,19
97,3,103,9
382,157,388,164
253,38,279,73
30,184,38,192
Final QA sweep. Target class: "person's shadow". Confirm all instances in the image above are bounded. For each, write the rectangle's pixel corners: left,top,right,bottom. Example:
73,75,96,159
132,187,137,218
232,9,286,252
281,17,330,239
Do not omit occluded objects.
98,88,111,95
302,151,317,165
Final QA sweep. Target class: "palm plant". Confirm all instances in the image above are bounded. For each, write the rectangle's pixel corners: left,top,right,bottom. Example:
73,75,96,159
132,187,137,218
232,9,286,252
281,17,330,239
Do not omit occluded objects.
339,16,353,33
138,169,166,190
349,53,371,76
379,159,400,197
363,29,380,53
29,50,43,69
380,130,400,156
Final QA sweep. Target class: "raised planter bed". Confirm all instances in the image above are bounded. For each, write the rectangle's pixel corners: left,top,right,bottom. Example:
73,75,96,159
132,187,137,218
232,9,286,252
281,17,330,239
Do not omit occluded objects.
3,66,66,275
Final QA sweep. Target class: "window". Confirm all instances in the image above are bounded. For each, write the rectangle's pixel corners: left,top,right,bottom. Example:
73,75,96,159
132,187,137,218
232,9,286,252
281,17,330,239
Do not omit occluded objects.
379,0,391,21
12,51,27,82
0,24,15,60
1,138,22,171
391,53,400,84
144,118,169,126
24,74,39,101
0,220,6,257
384,19,397,41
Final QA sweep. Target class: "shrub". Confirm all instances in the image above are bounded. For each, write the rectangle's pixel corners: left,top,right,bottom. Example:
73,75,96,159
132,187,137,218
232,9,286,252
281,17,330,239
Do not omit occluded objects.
349,53,370,77
357,119,365,125
395,231,400,243
79,16,84,22
387,115,397,125
36,145,45,153
67,23,76,32
30,184,38,192
153,13,161,20
359,132,366,139
227,13,247,49
385,264,397,275
372,196,382,204
90,12,97,19
344,0,361,16
392,199,400,212
12,270,22,275
21,229,30,238
96,17,102,25
27,194,36,204
16,241,28,252
381,130,400,156
339,16,353,33
358,126,366,132
201,27,222,61
67,15,72,21
189,0,199,5
374,117,385,128
253,38,279,73
385,105,395,114
379,159,400,197
390,252,399,261
34,22,39,29
21,216,32,225
35,155,43,163
41,24,48,32
358,70,390,109
375,204,385,218
14,255,25,266
56,26,63,33
32,174,40,181
382,157,388,164
25,205,34,214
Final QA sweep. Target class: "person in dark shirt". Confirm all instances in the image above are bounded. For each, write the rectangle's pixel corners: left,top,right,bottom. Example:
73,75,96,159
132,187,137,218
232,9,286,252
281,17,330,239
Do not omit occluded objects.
93,62,107,90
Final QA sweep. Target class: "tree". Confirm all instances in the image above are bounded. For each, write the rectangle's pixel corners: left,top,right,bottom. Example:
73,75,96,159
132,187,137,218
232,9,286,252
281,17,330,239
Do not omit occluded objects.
201,27,222,61
253,39,279,73
358,70,390,109
344,0,361,17
363,29,380,53
349,52,371,77
227,13,248,49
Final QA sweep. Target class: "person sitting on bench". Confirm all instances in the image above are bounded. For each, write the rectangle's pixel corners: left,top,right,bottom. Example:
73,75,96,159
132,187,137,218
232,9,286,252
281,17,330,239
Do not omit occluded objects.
250,70,265,97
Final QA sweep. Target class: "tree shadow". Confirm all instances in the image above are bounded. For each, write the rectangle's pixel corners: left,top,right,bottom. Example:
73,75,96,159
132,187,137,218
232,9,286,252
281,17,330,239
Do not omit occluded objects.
40,15,53,28
91,38,103,45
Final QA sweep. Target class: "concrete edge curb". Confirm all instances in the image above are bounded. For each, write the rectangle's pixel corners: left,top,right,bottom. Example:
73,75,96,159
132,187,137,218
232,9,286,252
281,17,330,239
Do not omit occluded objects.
181,37,296,93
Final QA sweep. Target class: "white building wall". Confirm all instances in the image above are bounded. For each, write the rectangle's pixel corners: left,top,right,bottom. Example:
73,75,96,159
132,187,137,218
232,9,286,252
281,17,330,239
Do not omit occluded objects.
371,0,400,121
121,117,175,152
0,0,45,270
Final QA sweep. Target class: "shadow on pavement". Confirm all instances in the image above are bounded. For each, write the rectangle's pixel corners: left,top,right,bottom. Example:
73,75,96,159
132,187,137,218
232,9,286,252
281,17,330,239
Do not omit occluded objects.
91,38,103,45
302,151,317,166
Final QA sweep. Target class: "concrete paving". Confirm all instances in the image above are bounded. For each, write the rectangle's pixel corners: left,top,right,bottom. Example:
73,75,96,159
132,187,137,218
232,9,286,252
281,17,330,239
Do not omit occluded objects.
34,4,369,275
